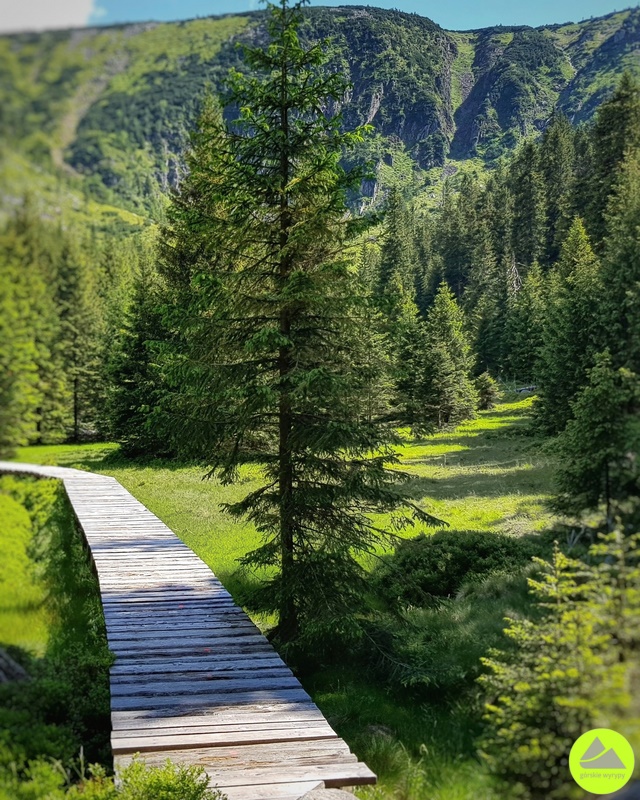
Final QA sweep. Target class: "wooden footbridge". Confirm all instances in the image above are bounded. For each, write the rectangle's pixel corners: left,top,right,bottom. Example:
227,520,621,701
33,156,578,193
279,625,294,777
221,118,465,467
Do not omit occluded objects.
0,462,376,800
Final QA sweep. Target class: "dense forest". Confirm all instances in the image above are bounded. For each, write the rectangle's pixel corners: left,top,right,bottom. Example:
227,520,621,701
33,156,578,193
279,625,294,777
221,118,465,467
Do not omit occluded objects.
1,1,639,798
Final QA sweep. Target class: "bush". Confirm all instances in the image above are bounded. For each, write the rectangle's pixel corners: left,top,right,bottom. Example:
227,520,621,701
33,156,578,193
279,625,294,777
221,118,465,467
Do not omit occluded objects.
475,372,500,411
372,531,543,608
478,535,639,799
116,759,224,800
0,760,226,799
369,569,535,692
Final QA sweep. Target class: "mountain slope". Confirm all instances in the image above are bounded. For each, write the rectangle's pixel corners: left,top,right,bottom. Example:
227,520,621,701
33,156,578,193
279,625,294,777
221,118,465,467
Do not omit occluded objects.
0,6,638,219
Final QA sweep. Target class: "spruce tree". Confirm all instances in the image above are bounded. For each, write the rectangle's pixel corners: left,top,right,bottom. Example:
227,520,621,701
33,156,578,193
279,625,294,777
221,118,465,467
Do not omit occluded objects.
510,141,547,270
554,354,640,520
540,112,576,266
484,165,514,268
4,203,68,443
378,187,416,300
107,260,171,457
536,219,602,434
473,254,512,377
160,0,440,644
599,147,640,373
0,256,40,457
413,281,477,431
505,262,546,382
589,72,640,245
54,232,103,441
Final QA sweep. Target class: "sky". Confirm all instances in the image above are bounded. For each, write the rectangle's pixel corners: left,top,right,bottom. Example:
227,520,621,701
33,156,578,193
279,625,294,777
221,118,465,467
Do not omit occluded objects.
0,0,636,35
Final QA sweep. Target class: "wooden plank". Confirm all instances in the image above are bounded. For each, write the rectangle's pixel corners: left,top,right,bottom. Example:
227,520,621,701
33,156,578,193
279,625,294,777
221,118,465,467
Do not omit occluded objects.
110,654,288,676
110,664,291,682
111,717,330,739
114,739,356,769
106,622,259,642
111,703,326,731
110,687,312,711
111,723,338,754
113,760,375,789
206,763,376,790
110,675,302,697
220,782,325,800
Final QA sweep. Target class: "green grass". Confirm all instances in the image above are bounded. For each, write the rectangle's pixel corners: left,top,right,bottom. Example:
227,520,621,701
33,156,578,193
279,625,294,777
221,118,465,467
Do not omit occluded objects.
448,33,476,113
15,396,554,585
0,476,113,771
0,485,48,654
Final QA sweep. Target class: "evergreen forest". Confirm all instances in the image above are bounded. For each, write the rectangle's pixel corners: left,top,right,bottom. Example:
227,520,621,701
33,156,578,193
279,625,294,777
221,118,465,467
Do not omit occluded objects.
0,1,639,798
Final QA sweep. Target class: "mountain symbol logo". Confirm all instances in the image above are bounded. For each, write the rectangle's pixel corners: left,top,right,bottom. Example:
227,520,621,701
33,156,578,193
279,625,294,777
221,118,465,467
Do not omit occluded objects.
580,736,627,770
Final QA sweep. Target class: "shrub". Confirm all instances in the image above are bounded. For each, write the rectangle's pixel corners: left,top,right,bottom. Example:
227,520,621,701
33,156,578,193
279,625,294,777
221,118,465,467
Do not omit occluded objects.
116,759,224,800
372,531,543,608
478,535,639,799
0,760,226,800
370,569,535,692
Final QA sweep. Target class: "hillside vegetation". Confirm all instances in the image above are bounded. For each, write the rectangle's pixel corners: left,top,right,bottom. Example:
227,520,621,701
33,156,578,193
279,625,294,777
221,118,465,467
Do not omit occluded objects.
0,6,639,219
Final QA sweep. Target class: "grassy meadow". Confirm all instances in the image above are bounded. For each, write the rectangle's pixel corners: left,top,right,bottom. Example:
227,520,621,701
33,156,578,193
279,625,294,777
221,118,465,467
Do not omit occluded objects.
12,394,559,798
15,395,554,582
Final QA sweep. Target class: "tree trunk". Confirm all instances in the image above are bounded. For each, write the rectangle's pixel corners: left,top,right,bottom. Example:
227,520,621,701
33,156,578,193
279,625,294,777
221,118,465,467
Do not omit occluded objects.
73,375,80,443
278,350,297,641
277,15,298,642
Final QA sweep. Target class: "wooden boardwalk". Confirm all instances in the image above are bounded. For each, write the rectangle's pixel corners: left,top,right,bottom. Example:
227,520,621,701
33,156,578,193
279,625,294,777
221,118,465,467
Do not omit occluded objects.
0,462,376,800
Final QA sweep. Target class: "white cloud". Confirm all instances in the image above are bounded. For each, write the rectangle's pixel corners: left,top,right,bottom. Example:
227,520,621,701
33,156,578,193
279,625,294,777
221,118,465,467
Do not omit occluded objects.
0,0,97,34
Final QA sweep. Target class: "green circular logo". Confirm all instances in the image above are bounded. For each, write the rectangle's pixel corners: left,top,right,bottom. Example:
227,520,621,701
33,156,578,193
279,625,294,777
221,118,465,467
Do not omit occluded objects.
569,728,635,795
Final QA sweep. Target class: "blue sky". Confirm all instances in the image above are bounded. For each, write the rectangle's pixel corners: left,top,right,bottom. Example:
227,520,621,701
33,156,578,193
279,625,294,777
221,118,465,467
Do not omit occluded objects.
1,0,636,35
90,0,635,31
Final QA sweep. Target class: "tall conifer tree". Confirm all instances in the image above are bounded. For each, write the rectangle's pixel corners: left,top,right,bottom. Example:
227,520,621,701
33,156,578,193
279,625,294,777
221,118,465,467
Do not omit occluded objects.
510,141,546,270
54,233,102,441
413,282,477,431
589,72,640,245
160,0,439,643
599,148,640,373
536,218,602,433
540,112,576,266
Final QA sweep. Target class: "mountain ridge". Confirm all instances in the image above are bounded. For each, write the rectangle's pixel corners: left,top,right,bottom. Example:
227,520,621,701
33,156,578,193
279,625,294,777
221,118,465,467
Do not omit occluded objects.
0,4,638,221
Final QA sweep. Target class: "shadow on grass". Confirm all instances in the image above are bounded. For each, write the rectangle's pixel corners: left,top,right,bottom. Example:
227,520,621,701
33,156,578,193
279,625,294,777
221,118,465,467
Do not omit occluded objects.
401,461,553,502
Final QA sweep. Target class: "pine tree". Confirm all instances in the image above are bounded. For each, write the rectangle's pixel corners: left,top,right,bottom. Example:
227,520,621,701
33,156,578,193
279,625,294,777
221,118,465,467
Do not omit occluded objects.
589,72,640,245
412,282,477,431
510,141,547,270
540,112,576,266
554,353,640,520
160,0,440,644
536,219,602,433
504,262,546,382
107,260,171,457
599,147,640,373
